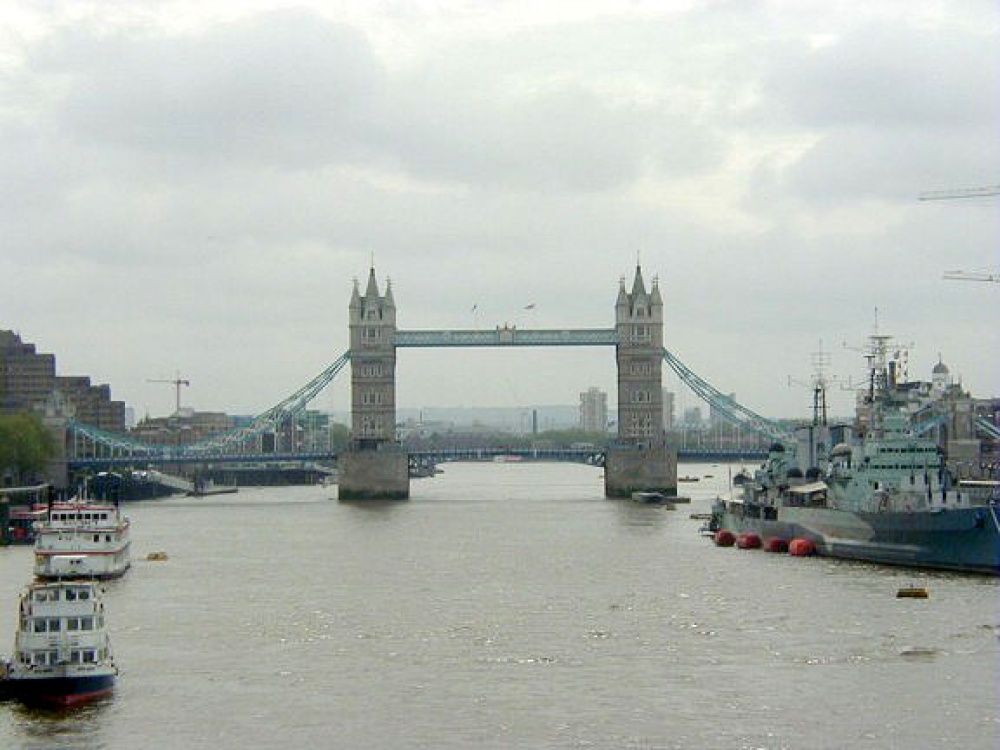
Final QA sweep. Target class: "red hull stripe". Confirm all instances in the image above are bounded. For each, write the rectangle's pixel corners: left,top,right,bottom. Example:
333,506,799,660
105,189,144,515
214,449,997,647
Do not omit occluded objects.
42,687,115,707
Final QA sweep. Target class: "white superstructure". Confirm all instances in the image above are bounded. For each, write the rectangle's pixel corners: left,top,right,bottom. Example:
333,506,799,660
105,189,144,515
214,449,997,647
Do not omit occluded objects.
33,500,131,580
5,580,117,706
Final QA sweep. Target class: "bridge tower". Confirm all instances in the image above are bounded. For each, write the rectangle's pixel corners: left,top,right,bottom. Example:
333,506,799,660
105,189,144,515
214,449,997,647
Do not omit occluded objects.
605,265,677,497
339,267,410,500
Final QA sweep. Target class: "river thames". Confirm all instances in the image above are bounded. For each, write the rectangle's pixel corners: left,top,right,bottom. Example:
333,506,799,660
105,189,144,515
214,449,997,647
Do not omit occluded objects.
1,462,997,749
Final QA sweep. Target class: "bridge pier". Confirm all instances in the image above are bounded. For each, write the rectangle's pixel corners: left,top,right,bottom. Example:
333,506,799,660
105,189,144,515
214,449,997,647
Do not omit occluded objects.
604,444,678,498
337,447,410,501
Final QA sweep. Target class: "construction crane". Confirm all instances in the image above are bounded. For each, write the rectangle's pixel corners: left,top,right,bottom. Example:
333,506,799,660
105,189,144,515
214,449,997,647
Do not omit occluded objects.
918,185,1000,201
918,185,999,283
148,374,190,414
942,270,999,283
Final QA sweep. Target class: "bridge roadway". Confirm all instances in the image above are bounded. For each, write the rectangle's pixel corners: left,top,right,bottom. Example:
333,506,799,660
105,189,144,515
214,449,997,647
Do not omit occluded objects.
394,328,618,347
68,447,764,470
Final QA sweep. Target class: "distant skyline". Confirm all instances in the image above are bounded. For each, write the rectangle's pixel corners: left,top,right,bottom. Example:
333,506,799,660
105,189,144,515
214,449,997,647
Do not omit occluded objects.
2,1,997,421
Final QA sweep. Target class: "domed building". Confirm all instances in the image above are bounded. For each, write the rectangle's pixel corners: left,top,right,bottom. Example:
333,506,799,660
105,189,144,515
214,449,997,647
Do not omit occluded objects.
931,357,951,394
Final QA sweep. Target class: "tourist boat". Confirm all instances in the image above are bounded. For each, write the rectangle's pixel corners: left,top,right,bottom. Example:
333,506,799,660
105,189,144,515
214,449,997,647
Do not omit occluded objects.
2,580,117,706
1,484,52,546
33,498,131,580
709,338,1000,575
5,506,48,546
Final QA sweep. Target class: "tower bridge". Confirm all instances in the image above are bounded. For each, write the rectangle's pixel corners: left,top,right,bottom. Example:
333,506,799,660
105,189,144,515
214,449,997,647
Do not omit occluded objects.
61,264,792,493
342,264,694,500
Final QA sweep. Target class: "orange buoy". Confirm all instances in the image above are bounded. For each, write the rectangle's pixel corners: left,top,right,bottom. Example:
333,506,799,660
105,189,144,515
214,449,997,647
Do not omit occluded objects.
736,532,762,549
763,537,789,553
713,530,736,547
788,538,816,556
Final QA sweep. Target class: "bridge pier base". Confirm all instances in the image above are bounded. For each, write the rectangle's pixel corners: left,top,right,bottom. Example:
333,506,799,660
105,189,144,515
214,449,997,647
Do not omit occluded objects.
604,444,678,498
337,448,410,501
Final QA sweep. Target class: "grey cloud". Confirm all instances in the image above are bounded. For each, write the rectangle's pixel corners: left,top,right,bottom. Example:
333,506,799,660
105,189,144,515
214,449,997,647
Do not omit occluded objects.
14,10,728,200
746,19,999,204
377,82,655,191
43,10,384,167
762,22,999,132
785,127,997,205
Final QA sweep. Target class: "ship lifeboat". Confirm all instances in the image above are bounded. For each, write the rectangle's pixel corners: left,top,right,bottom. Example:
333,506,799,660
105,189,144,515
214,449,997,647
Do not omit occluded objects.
763,537,789,553
788,538,816,557
713,530,736,547
736,532,762,549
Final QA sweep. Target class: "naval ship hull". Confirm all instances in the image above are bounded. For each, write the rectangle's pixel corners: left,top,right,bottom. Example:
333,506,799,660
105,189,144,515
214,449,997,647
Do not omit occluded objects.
713,502,1000,575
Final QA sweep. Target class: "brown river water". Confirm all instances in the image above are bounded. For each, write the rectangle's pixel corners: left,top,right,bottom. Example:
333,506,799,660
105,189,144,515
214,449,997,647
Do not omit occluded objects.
1,461,997,749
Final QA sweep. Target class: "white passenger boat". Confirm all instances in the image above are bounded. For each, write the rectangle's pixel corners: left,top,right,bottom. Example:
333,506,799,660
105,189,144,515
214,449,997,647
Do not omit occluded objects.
3,580,117,706
33,499,131,580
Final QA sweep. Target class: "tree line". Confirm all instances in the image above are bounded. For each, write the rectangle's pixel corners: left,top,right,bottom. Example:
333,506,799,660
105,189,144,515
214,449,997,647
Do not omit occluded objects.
0,413,55,485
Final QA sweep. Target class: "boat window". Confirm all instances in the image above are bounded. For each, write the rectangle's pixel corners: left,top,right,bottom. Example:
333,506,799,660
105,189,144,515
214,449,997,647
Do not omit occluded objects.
79,589,90,600
65,588,77,601
83,650,96,664
81,616,94,630
48,618,61,632
106,535,112,542
94,534,100,543
70,650,81,664
67,617,79,631
34,619,47,633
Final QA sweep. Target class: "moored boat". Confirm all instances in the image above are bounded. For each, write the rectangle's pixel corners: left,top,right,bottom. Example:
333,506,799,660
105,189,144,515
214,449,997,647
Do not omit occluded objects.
631,491,676,508
33,498,131,580
710,336,1000,575
0,484,52,546
3,580,117,707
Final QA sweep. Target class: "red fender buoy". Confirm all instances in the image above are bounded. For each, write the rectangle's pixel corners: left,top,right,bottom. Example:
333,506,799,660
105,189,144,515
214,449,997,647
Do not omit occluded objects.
763,537,788,553
713,530,736,547
736,532,762,549
789,538,816,556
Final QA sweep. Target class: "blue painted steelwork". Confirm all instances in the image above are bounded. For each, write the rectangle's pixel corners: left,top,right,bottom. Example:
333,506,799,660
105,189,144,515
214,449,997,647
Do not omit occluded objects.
395,328,618,347
65,338,788,461
410,447,764,465
974,417,1000,440
189,350,351,453
69,452,338,468
67,351,352,461
69,446,764,470
661,348,794,444
911,414,948,436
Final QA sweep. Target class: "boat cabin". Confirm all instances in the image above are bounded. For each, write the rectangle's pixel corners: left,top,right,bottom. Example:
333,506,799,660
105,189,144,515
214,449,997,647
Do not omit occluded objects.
47,506,116,526
784,481,829,508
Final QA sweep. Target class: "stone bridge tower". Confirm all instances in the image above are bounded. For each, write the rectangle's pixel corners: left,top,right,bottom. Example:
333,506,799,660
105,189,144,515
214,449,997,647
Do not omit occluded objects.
339,267,409,500
615,265,664,443
348,268,397,447
605,265,677,497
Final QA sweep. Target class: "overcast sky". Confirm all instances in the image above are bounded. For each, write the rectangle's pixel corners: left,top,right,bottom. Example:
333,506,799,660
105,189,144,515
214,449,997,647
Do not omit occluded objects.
2,0,997,424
